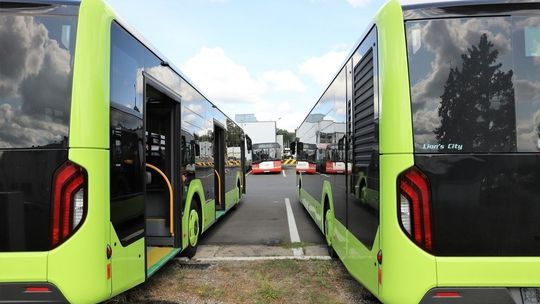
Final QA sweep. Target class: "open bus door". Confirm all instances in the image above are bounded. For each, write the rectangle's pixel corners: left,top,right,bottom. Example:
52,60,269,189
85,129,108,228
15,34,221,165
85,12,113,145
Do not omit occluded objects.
214,125,226,211
142,77,183,277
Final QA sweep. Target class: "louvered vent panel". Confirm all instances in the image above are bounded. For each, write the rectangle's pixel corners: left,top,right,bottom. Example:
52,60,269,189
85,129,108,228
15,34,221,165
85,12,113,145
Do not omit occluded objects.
352,49,374,167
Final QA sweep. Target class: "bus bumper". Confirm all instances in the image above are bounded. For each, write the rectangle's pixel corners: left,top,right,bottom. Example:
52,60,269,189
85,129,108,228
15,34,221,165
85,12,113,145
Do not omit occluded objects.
0,283,68,303
420,287,525,304
252,166,282,174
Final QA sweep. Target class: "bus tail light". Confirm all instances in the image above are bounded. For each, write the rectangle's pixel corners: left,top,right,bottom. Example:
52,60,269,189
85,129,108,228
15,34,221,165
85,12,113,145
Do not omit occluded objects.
51,162,87,248
398,167,432,251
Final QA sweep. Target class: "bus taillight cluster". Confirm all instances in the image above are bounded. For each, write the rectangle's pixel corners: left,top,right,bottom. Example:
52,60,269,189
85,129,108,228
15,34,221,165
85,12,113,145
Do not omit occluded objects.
398,167,432,252
50,162,87,248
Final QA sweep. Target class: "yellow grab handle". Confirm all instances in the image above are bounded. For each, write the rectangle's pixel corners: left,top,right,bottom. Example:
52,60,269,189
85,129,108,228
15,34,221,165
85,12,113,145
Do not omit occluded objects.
146,163,174,236
214,169,222,206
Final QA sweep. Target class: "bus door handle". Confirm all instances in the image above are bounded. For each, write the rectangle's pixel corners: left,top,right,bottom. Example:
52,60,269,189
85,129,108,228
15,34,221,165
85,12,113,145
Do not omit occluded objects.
146,163,174,236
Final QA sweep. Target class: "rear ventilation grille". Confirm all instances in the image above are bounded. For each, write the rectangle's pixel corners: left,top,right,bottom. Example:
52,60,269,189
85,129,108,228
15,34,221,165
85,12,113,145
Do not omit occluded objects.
352,48,375,166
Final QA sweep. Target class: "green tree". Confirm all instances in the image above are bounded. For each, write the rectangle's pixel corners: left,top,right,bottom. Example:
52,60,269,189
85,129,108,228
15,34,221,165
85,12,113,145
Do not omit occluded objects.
277,128,295,147
435,33,516,152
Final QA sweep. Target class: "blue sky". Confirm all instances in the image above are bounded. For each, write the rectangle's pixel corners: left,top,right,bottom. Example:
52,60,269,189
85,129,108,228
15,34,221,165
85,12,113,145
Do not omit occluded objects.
105,0,385,131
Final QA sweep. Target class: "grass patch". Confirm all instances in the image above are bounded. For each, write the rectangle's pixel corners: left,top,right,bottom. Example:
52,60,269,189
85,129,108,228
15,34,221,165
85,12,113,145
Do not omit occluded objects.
197,284,224,299
107,259,380,304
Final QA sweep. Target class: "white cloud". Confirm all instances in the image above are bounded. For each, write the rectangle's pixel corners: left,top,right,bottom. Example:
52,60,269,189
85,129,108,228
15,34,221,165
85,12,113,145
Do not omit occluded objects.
182,47,265,104
346,0,371,7
299,50,348,86
181,47,310,131
261,70,305,92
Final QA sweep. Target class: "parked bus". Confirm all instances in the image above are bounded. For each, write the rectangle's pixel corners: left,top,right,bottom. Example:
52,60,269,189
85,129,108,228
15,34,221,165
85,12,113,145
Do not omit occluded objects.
251,142,282,174
295,143,317,174
294,0,540,303
321,143,348,174
0,1,248,303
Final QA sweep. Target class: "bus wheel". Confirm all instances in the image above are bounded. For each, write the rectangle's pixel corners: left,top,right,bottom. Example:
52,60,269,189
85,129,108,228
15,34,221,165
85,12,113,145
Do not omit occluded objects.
183,203,200,259
325,208,337,258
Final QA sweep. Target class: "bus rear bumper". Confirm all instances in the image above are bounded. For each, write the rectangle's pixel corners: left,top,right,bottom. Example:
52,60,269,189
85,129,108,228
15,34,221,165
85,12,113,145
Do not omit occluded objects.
252,167,282,174
419,287,526,304
0,282,68,303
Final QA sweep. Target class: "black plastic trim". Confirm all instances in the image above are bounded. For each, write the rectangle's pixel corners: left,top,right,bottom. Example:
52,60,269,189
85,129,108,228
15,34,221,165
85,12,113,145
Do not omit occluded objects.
420,287,518,304
403,1,540,20
0,282,68,303
0,0,79,15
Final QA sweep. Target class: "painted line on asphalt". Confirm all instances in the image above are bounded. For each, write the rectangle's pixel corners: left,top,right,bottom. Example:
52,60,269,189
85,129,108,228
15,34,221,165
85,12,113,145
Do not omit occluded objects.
285,197,303,257
282,170,287,178
193,255,331,262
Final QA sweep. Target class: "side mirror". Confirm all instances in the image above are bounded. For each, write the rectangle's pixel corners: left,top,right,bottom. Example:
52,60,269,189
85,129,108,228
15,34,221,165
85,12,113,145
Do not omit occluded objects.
246,136,252,152
290,142,296,155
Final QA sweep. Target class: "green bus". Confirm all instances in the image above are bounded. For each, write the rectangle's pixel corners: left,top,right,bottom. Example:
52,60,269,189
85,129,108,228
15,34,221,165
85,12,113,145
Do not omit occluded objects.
293,0,540,303
0,0,247,302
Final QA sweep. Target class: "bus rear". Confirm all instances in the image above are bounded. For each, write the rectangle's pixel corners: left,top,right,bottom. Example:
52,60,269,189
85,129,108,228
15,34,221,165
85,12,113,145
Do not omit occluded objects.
403,3,540,302
295,143,317,174
251,142,282,174
0,1,79,300
0,1,114,303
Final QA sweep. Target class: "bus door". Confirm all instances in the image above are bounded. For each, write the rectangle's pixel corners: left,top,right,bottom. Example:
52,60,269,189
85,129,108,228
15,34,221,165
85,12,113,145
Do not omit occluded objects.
214,124,226,211
143,78,182,268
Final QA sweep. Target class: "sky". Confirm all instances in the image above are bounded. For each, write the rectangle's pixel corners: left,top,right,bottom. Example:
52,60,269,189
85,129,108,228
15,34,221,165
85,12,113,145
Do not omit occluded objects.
105,0,386,131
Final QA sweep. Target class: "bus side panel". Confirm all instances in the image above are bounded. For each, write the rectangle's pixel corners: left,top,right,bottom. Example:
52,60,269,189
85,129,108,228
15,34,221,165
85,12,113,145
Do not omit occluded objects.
343,229,380,297
48,149,111,303
0,253,47,282
299,187,322,231
69,0,112,150
110,229,145,297
331,218,347,262
379,154,436,304
203,199,216,231
375,0,414,156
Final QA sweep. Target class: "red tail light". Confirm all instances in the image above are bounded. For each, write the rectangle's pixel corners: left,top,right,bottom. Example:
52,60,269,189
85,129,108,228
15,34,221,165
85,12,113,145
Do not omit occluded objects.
51,162,87,248
398,167,432,251
273,161,281,167
24,286,50,293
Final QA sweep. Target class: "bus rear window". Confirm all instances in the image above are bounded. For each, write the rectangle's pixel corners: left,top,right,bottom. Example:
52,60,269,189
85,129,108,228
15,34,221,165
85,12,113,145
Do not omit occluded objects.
407,16,540,153
0,14,77,149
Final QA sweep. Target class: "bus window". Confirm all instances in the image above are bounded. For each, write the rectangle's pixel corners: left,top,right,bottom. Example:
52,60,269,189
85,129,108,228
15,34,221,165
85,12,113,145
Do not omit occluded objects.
0,13,77,252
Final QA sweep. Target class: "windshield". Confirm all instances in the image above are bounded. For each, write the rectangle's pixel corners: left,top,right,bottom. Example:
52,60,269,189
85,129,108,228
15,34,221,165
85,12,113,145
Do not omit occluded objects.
297,143,317,163
252,143,281,162
0,13,77,149
407,15,540,153
326,145,345,161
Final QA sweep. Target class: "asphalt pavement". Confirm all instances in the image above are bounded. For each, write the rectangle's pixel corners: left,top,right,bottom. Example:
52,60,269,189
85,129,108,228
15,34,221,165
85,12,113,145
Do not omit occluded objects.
200,167,325,246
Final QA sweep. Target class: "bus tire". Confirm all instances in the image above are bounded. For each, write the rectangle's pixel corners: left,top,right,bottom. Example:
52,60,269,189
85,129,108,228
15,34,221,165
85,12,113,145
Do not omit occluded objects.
183,201,201,259
324,204,337,258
